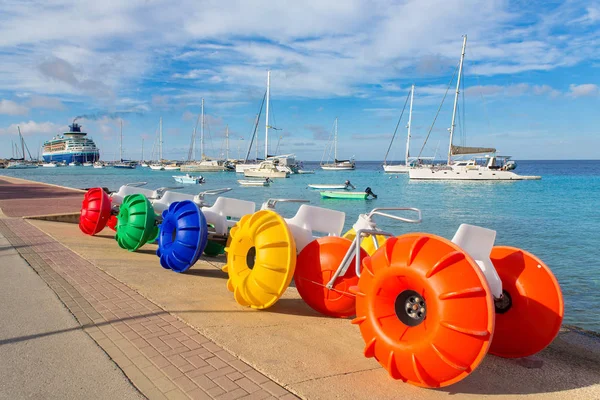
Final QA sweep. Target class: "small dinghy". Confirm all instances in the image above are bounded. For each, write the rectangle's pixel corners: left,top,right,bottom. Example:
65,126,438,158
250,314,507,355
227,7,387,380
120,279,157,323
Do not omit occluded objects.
297,169,315,174
308,180,355,190
173,174,205,184
320,187,377,200
238,178,272,187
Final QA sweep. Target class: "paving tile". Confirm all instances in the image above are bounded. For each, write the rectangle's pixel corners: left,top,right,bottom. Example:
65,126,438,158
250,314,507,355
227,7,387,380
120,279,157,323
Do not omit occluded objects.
213,376,239,392
187,388,211,400
206,367,236,380
237,389,272,400
234,377,261,394
244,370,270,386
190,373,218,391
260,382,289,398
206,356,228,370
164,388,190,400
173,375,199,392
216,388,249,400
153,376,178,394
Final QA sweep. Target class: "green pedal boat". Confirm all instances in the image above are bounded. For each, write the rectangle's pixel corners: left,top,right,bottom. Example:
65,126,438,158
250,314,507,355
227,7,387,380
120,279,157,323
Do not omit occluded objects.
320,187,378,200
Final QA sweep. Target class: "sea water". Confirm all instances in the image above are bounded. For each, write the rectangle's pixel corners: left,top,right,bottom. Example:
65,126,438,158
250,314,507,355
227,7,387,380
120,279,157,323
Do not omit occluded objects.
2,160,599,331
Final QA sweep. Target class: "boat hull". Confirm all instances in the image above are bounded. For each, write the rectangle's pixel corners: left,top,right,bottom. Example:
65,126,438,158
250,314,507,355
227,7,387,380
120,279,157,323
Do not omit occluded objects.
320,191,368,199
383,164,410,173
307,184,347,190
6,163,38,169
181,164,227,172
42,152,99,164
238,180,270,187
321,164,355,171
408,167,541,180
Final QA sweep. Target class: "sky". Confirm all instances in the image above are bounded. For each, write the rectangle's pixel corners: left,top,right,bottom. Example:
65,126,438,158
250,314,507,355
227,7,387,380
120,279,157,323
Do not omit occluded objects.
0,0,599,161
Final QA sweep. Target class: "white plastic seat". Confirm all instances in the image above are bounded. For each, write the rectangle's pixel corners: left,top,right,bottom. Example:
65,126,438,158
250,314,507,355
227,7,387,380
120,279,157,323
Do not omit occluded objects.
202,197,256,235
111,185,156,204
152,191,195,214
451,224,502,298
285,204,346,252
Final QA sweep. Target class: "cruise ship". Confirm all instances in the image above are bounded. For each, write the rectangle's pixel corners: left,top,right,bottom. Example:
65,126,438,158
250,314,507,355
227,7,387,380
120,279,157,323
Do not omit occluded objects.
42,121,100,163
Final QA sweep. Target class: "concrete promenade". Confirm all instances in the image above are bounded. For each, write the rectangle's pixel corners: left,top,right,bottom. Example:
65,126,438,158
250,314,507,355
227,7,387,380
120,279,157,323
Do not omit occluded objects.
0,175,599,400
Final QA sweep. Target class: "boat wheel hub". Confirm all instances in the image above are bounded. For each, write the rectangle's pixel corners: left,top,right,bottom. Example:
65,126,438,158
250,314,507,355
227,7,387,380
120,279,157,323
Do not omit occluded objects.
395,290,427,327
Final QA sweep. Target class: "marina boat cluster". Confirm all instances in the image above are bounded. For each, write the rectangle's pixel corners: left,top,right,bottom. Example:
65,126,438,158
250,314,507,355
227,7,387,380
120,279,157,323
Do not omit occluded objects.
2,36,539,181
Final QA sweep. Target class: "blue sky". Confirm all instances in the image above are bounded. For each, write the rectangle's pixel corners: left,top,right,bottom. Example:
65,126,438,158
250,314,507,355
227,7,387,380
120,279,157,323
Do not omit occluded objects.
0,0,598,161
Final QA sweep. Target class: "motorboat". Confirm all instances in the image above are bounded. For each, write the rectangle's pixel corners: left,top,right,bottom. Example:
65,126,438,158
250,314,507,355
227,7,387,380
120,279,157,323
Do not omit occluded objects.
297,169,315,174
83,162,93,167
69,161,81,166
164,163,180,171
307,180,355,190
173,174,205,184
244,160,289,178
238,178,272,187
42,162,58,168
150,164,165,170
93,162,105,169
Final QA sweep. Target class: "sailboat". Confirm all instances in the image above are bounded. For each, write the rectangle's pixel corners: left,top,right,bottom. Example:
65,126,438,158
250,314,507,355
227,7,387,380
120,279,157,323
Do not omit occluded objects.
409,35,540,181
181,99,230,172
114,120,136,169
383,84,421,173
150,117,165,170
320,118,355,171
236,70,298,174
6,127,38,169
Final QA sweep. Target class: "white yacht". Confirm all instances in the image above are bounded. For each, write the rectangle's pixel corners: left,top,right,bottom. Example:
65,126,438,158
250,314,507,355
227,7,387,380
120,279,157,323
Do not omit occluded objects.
409,36,540,181
244,160,289,178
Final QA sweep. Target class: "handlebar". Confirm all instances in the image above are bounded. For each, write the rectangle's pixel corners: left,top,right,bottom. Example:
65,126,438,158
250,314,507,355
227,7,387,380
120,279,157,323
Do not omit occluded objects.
366,207,422,224
261,198,310,210
124,182,148,187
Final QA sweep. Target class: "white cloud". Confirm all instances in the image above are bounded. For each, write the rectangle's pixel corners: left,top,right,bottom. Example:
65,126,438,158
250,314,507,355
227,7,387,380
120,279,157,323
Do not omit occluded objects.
0,0,597,103
28,95,65,110
0,99,29,115
0,120,63,136
568,84,599,97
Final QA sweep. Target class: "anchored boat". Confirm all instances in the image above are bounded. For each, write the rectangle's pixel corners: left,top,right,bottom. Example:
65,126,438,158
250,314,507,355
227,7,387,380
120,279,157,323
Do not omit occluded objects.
173,174,205,184
42,121,99,164
320,187,377,200
409,36,540,181
320,118,355,170
308,180,355,190
238,179,272,187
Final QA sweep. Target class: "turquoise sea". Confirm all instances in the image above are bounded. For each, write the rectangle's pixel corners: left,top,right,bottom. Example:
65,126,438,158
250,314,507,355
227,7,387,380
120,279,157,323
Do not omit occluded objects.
2,160,599,332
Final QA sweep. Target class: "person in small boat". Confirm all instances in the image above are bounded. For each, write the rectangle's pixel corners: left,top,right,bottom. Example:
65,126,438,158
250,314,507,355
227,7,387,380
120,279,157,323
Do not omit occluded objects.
365,187,377,199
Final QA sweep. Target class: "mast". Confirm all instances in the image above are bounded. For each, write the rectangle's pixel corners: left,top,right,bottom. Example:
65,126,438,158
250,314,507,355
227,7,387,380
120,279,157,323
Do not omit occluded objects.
200,98,205,160
334,117,338,161
141,138,144,162
119,119,123,161
265,70,270,158
406,84,414,166
192,113,200,161
20,128,25,160
225,125,229,160
448,35,467,165
159,117,163,161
